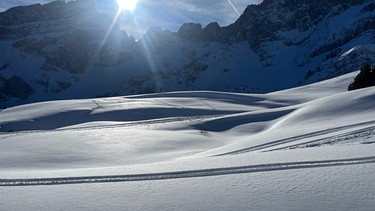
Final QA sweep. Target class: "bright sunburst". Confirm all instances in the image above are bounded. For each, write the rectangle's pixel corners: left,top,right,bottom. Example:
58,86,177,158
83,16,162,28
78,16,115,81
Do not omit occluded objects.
116,0,138,11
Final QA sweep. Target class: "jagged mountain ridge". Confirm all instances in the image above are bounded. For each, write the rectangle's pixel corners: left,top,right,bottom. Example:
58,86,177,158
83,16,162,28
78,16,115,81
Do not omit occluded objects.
0,0,374,107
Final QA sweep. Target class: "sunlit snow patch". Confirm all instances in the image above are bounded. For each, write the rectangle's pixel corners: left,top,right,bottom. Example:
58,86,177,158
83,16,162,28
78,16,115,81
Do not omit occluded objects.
339,45,361,61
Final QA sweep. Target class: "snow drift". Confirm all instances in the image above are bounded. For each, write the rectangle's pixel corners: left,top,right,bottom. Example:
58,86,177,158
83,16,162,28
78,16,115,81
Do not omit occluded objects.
0,72,375,210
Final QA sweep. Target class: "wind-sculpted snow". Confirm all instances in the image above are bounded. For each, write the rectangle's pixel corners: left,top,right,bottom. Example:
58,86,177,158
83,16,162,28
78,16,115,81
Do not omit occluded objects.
0,90,302,132
0,74,374,164
1,73,375,210
0,105,236,132
192,108,296,132
2,156,375,186
219,120,375,155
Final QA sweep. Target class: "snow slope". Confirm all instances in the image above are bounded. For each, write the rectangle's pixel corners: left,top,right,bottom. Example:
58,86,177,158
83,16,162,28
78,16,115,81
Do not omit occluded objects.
0,72,375,210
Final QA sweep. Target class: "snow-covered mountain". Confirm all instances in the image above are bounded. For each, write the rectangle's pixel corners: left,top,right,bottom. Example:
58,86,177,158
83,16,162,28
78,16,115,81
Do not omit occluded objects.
0,0,374,107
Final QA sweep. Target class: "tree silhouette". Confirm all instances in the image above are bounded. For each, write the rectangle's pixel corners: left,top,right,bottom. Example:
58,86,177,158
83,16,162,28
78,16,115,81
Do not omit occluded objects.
348,64,375,91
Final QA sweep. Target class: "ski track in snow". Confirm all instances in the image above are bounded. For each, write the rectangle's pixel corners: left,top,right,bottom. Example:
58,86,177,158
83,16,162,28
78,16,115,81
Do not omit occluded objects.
269,125,375,151
219,120,375,155
0,115,220,139
1,156,375,187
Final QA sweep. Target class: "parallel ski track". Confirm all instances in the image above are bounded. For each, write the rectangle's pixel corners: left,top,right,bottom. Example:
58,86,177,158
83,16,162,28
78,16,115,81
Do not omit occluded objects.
269,125,375,151
219,120,375,155
1,156,375,186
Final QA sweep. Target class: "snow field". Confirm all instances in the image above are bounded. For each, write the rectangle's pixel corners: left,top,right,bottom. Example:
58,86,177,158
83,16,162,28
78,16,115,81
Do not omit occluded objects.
0,72,375,210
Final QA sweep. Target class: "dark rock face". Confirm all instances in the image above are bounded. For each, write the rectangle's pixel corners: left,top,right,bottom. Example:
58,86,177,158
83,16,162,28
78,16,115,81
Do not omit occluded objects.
177,22,226,42
201,22,221,42
0,0,135,73
177,23,203,41
220,0,371,51
176,0,372,53
140,27,175,54
0,0,96,26
0,0,374,106
0,76,34,100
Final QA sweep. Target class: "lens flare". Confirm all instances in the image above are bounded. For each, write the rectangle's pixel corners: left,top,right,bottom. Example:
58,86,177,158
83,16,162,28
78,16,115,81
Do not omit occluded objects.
116,0,138,11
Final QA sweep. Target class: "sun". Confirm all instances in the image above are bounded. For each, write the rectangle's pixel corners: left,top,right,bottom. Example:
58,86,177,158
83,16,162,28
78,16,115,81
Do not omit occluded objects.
116,0,138,11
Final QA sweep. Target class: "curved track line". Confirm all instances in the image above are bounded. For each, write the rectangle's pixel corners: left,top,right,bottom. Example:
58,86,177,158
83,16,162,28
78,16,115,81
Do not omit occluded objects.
219,120,375,155
269,126,375,151
1,156,375,186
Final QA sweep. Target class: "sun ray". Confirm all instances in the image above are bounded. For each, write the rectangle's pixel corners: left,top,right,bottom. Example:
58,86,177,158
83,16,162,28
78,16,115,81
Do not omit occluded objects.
94,7,123,63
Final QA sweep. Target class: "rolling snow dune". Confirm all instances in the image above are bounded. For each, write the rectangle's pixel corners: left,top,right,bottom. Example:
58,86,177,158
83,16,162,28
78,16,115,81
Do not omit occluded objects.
1,71,375,210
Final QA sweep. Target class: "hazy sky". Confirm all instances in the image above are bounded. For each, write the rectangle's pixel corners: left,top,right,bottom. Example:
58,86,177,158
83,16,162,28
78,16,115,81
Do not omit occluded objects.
0,0,262,38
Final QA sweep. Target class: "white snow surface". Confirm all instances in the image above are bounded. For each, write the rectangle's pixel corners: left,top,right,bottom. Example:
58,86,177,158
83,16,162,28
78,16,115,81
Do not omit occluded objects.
1,72,375,210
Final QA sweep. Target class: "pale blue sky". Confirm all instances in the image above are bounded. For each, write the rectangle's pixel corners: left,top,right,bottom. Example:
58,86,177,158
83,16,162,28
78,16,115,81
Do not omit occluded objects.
0,0,262,38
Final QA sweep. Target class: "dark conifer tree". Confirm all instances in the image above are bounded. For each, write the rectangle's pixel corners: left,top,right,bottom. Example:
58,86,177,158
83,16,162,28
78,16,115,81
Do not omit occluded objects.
348,64,375,91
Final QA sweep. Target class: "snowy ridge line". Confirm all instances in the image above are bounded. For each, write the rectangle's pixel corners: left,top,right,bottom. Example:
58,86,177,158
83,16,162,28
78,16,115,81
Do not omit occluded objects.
0,115,221,137
54,115,221,131
1,156,375,186
219,120,375,155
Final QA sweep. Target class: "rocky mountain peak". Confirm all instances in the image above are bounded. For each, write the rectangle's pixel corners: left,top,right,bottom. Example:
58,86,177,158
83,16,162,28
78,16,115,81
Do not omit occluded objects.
229,0,371,51
0,0,374,107
177,22,223,42
0,0,136,74
0,0,96,26
177,23,203,41
173,0,372,50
